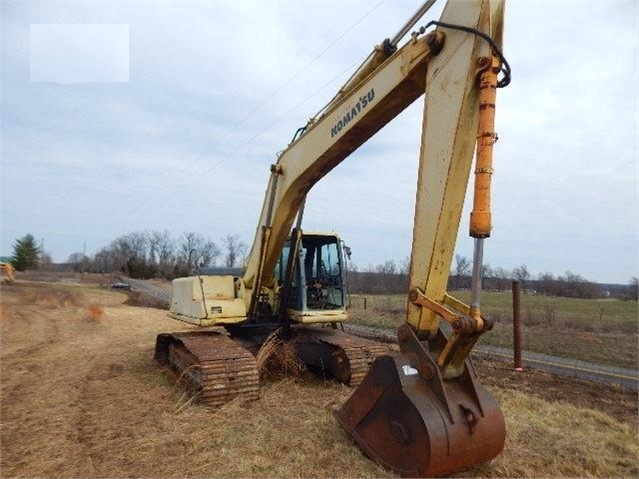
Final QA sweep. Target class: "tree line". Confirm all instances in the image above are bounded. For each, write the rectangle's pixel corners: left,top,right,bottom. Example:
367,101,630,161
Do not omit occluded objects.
347,254,638,301
8,233,638,301
81,231,247,279
9,231,247,280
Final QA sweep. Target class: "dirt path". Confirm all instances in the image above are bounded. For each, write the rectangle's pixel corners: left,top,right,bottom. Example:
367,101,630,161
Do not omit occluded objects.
1,281,637,478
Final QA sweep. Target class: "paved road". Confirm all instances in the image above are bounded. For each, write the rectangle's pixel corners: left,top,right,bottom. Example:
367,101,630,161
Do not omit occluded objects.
126,278,639,391
344,323,638,391
473,344,638,391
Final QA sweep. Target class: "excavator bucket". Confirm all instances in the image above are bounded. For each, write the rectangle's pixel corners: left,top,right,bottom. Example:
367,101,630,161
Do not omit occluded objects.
334,325,505,477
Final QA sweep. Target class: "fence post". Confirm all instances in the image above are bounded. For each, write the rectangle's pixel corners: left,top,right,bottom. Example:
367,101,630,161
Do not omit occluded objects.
512,280,523,371
364,297,367,310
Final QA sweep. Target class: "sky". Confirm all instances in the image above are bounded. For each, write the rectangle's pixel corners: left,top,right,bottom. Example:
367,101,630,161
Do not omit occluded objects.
1,0,637,284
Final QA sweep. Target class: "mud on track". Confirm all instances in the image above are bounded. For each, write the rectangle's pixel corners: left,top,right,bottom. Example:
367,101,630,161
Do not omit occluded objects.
1,281,637,478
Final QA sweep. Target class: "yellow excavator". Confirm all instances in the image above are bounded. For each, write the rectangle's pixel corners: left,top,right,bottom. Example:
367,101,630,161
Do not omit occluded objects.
1,262,15,283
155,0,509,475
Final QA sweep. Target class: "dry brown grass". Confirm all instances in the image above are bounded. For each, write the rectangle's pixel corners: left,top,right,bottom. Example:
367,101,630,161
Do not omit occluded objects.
12,271,119,287
18,288,79,308
1,282,637,478
255,330,306,380
0,302,13,321
464,389,638,478
86,305,105,322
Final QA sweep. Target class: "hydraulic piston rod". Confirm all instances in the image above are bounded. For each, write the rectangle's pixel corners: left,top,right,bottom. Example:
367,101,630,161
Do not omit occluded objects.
389,0,437,47
469,55,501,324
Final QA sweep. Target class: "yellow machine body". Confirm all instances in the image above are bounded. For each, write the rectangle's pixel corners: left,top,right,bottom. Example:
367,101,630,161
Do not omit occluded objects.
169,275,247,326
169,231,348,326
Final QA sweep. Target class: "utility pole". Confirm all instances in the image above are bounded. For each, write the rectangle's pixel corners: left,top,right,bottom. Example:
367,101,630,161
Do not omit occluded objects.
40,238,45,269
81,241,86,278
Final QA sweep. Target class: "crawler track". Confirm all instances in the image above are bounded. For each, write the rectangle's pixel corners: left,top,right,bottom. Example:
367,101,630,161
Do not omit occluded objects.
155,326,392,407
299,329,390,386
129,280,390,388
155,331,260,407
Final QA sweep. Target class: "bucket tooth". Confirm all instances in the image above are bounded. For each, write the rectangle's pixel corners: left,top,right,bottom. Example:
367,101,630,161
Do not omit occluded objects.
335,340,505,477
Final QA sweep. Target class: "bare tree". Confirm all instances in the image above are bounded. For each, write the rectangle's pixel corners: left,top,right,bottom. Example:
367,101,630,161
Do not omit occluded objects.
200,240,221,268
399,256,410,276
149,230,176,277
537,272,555,295
93,247,116,274
222,234,247,268
492,266,511,292
347,259,405,294
67,252,90,273
512,264,530,292
481,263,493,290
375,260,397,275
110,232,149,277
179,232,221,272
123,232,148,258
39,251,54,271
179,232,204,272
454,254,471,289
559,271,601,299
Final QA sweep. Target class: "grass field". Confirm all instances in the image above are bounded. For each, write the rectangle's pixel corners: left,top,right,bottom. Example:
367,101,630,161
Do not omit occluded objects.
1,281,637,478
348,292,639,369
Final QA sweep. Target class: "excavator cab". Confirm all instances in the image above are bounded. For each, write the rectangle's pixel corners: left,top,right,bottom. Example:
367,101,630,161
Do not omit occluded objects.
277,233,348,323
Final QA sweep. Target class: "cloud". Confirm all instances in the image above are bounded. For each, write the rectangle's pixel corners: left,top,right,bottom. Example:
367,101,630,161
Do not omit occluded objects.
1,0,637,284
30,24,129,83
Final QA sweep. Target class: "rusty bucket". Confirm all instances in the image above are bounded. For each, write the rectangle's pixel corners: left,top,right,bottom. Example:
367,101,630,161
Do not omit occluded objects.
334,326,505,477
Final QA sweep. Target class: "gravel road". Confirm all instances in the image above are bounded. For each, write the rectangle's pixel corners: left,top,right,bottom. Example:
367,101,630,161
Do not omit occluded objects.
126,278,170,303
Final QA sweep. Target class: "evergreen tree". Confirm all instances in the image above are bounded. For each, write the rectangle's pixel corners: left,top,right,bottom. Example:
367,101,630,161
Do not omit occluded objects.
11,234,41,271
